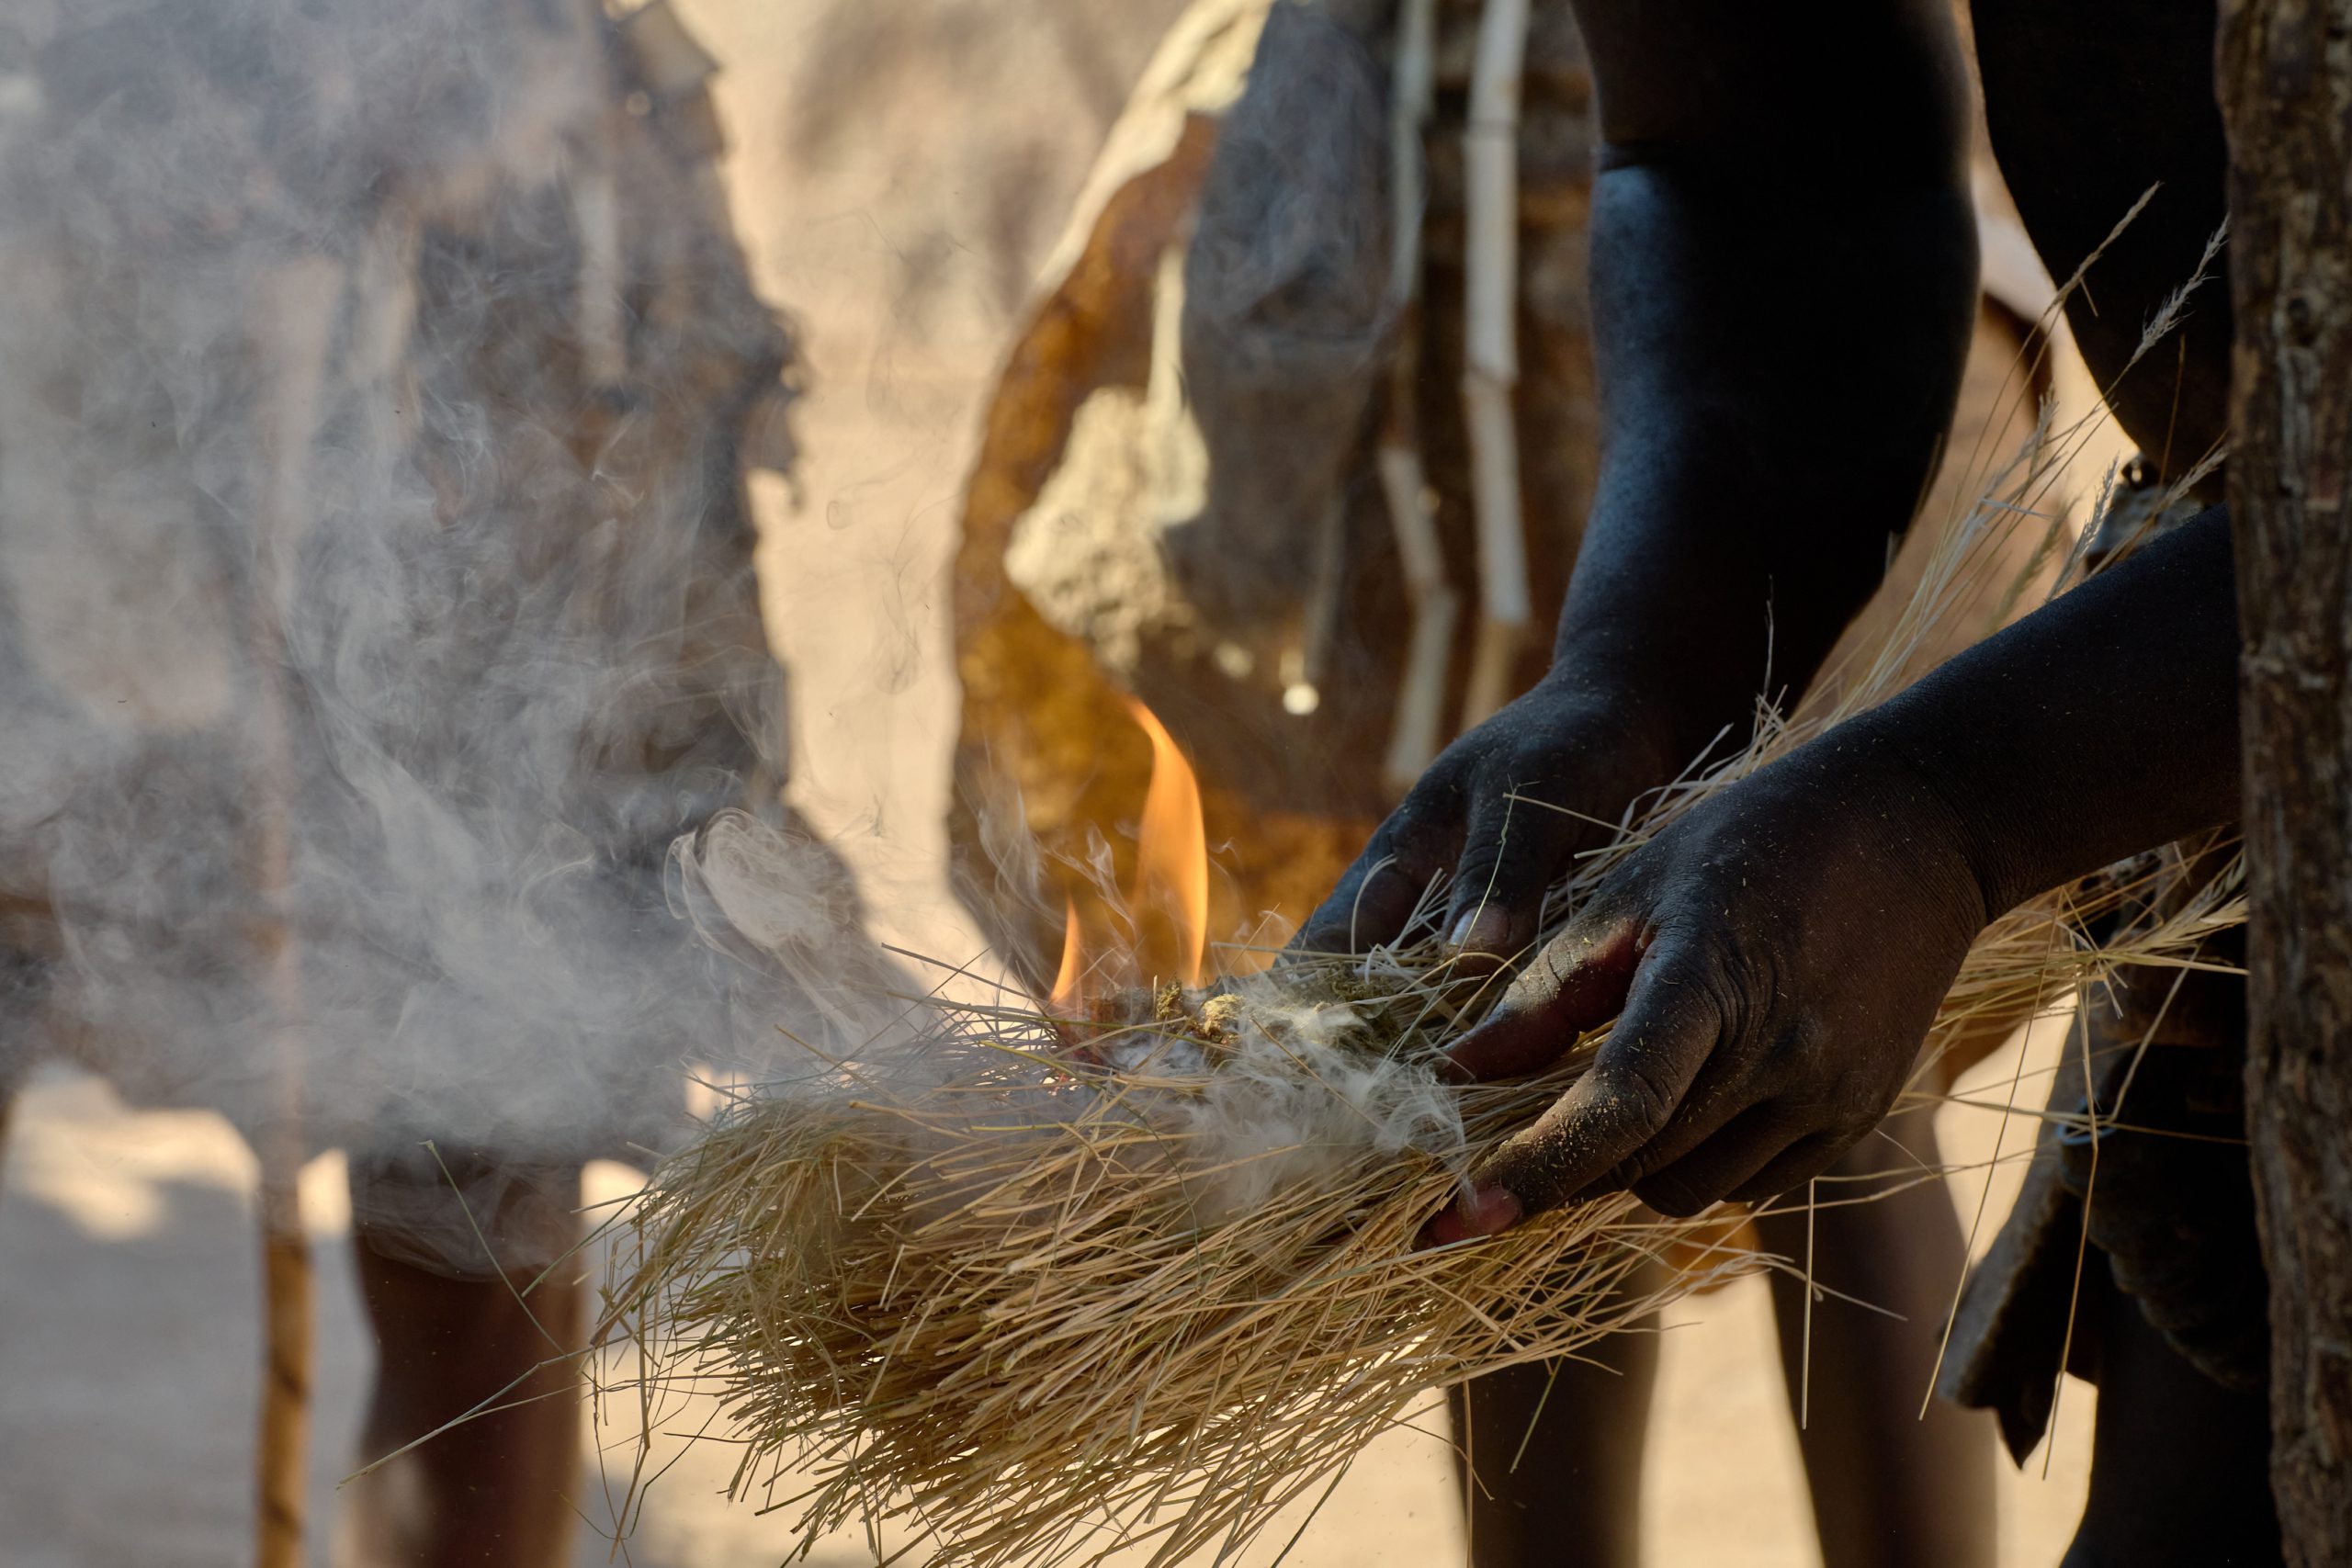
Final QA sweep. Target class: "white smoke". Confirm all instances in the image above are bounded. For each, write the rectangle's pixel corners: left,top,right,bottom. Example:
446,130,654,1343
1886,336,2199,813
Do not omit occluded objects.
1172,987,1461,1223
0,0,906,1263
1052,970,1464,1225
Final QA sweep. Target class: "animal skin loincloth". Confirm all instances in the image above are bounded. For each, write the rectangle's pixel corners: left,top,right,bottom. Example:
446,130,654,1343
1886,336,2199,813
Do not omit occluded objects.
1937,930,2264,1461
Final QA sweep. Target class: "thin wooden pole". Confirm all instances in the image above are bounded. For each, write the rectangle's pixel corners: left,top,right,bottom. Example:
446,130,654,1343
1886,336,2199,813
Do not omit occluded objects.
243,254,343,1568
1458,0,1531,727
1377,0,1458,796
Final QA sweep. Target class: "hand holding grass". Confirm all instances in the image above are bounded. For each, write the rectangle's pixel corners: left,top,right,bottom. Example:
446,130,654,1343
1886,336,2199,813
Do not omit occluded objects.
1427,722,1985,1241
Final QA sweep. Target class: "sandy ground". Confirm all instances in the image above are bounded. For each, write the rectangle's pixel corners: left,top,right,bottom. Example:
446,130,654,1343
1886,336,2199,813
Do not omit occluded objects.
0,4,2098,1562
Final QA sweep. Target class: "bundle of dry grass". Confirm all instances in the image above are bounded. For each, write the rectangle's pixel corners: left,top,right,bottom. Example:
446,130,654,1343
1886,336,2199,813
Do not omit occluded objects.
597,214,2243,1567
603,828,2232,1568
603,765,2234,1568
606,951,1702,1565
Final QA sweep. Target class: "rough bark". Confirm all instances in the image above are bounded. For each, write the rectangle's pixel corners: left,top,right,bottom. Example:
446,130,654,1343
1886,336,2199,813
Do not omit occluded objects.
2219,1,2352,1558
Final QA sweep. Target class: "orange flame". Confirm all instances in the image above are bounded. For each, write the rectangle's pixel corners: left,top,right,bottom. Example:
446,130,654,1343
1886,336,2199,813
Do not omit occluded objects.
1049,897,1084,1011
1125,695,1208,987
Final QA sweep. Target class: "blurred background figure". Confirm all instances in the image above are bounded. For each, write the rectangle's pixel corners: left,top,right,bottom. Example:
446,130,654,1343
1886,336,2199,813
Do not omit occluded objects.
0,1,891,1561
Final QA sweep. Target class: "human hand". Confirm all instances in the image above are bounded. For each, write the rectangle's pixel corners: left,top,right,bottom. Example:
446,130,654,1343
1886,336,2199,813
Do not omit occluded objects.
1423,723,1990,1240
1290,674,1679,964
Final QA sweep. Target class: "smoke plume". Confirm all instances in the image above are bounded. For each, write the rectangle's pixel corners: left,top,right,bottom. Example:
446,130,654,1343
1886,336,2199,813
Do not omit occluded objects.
0,0,904,1264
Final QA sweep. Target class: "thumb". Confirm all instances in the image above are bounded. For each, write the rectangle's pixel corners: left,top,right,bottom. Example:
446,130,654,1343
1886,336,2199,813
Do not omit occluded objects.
1457,942,1724,1226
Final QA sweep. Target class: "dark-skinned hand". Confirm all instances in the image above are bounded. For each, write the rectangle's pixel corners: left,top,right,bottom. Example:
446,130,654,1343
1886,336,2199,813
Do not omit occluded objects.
1423,721,1989,1242
1289,672,1679,964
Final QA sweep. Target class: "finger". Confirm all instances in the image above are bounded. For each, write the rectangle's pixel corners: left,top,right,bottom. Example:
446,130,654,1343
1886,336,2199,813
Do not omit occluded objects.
1442,777,1585,963
1582,1065,1781,1209
1455,942,1726,1224
1418,1186,1522,1249
1724,1128,1866,1207
1289,828,1453,958
1626,1101,1812,1217
1444,916,1644,1082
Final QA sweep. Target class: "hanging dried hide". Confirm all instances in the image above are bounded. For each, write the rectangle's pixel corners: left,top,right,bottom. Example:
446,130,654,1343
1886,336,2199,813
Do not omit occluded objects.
949,0,1608,988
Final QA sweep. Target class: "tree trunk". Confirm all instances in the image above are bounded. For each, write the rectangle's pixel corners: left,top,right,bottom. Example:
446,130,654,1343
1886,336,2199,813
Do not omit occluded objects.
2219,1,2352,1559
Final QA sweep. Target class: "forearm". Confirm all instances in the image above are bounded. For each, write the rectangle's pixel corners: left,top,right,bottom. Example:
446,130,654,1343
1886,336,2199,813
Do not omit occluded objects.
1553,174,1979,759
1861,506,2242,919
1552,0,1980,768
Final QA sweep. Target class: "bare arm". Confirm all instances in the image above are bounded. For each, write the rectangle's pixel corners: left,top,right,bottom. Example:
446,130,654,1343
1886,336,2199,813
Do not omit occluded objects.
1436,507,2244,1233
1556,0,1981,756
1298,0,1981,959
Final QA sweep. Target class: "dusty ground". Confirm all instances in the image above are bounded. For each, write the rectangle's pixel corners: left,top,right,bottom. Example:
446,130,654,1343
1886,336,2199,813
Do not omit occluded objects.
0,4,2097,1562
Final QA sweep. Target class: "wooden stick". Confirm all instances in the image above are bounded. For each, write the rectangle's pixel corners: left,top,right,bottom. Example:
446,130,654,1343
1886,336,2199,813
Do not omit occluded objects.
571,143,628,392
1377,415,1457,795
1377,0,1455,794
1459,0,1531,726
243,254,343,1568
1145,240,1193,474
1295,491,1349,712
253,1143,312,1568
1384,0,1438,321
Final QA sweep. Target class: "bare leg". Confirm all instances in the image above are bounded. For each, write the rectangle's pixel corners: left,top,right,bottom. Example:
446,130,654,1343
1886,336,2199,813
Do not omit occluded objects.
1449,1258,1660,1568
2061,1269,2278,1568
340,1158,582,1568
1,939,42,1206
1750,1107,1996,1568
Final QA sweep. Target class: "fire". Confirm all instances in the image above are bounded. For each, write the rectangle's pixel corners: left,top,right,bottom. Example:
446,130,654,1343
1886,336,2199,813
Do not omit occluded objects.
1047,698,1210,1009
1049,897,1085,1011
1125,696,1208,987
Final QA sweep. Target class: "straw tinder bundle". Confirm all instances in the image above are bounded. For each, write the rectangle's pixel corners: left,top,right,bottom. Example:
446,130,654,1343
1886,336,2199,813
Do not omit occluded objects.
605,828,2234,1568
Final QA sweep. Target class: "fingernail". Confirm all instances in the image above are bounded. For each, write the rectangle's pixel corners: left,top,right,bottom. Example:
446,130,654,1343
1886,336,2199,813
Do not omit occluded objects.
1462,1184,1523,1235
1419,1184,1521,1249
1448,907,1509,955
